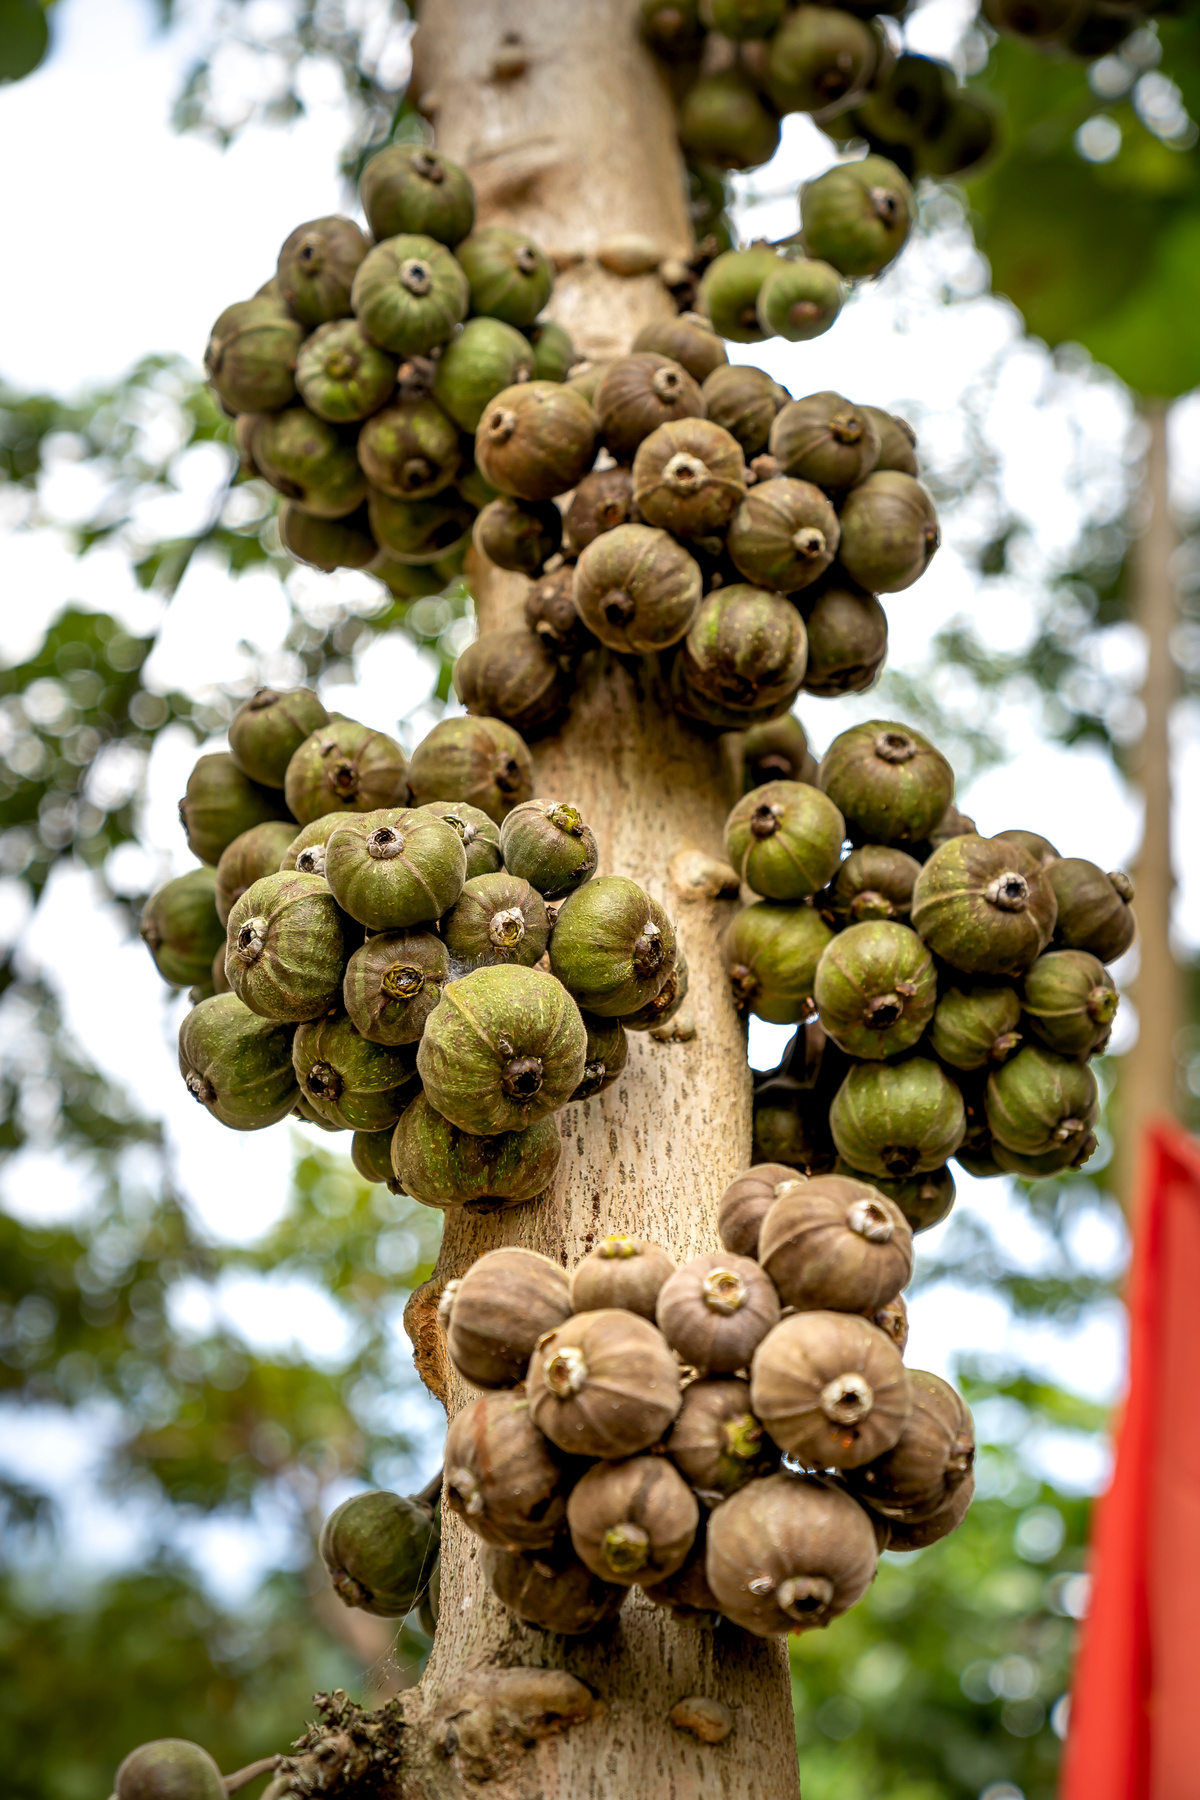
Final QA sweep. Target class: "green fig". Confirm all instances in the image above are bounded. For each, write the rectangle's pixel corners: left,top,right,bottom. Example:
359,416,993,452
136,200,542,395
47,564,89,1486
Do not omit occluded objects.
225,872,346,1021
500,799,599,898
178,992,299,1130
817,720,954,846
549,876,678,1018
678,69,781,172
115,1740,225,1800
295,319,397,423
573,1013,630,1099
280,503,378,572
392,1092,562,1208
357,394,461,499
769,391,880,491
702,0,785,35
1047,858,1136,963
815,920,937,1058
214,820,301,924
351,1127,401,1189
441,872,551,968
918,91,999,179
640,0,704,56
351,233,469,356
766,4,878,115
742,714,818,789
573,522,702,653
698,246,781,343
204,297,304,414
456,226,554,327
800,156,914,278
417,965,587,1134
985,1043,1099,1159
250,407,368,517
823,844,920,929
433,316,536,431
862,408,919,477
526,318,576,383
319,1488,439,1616
140,868,226,989
229,686,329,788
325,807,466,930
343,928,450,1045
294,1013,418,1132
1023,948,1118,1057
415,799,504,877
279,813,346,877
995,827,1060,868
473,494,564,574
801,579,888,696
701,363,786,457
991,1134,1098,1180
837,1162,956,1234
368,487,474,563
619,951,689,1031
453,627,570,736
724,901,833,1023
930,982,1024,1071
911,835,1058,976
359,145,475,247
179,752,292,867
277,216,370,326
475,381,597,502
855,53,951,146
681,583,808,713
727,477,840,592
725,780,844,900
830,1057,966,1177
756,257,844,342
284,719,409,826
595,354,707,461
837,470,940,593
406,716,533,823
632,315,728,383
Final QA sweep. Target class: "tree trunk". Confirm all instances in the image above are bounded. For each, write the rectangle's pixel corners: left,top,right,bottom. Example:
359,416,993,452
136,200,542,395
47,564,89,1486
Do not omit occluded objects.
300,3,803,1795
1115,402,1182,1211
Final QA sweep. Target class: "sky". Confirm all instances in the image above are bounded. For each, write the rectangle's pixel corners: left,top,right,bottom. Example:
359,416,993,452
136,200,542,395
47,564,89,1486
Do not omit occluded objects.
0,0,1194,1594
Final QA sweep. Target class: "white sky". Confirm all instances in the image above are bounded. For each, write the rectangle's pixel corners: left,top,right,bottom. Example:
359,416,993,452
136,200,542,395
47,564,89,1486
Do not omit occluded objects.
0,0,1196,1589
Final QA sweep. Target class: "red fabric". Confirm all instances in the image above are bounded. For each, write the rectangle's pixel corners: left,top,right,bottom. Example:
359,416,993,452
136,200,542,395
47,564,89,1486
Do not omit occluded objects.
1061,1119,1200,1800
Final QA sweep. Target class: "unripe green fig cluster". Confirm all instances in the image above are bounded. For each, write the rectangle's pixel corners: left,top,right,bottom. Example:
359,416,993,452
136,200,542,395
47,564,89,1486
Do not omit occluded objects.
335,1167,969,1637
204,147,576,602
148,693,680,1213
721,715,1133,1198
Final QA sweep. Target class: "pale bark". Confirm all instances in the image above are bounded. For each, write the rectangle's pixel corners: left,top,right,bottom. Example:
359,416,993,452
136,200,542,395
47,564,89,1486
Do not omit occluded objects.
1115,403,1182,1211
372,3,803,1795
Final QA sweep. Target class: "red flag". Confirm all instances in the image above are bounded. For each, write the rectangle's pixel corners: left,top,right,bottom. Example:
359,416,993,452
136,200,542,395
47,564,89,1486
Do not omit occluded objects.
1061,1119,1200,1800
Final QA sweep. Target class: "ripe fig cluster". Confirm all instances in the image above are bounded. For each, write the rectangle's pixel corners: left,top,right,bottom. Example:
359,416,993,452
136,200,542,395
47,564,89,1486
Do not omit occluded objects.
143,689,683,1210
723,714,1133,1205
324,1168,973,1641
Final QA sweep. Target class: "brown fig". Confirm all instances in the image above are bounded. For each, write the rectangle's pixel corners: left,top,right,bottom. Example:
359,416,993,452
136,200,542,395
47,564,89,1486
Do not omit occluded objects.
800,580,888,696
632,314,728,383
701,364,787,457
473,494,564,576
475,381,597,502
880,1470,974,1551
749,1311,910,1468
911,834,1058,976
563,466,639,555
406,716,533,823
769,392,880,492
742,715,819,789
444,1390,573,1551
527,1309,682,1458
717,1162,801,1259
1047,858,1136,963
705,1472,878,1635
727,478,840,593
570,1237,677,1321
595,354,706,461
573,523,702,654
453,627,570,735
524,566,595,661
656,1252,781,1375
567,1455,699,1586
843,1370,974,1521
681,584,808,715
443,1247,573,1388
632,418,746,538
758,1175,913,1314
480,1539,626,1634
666,1377,779,1499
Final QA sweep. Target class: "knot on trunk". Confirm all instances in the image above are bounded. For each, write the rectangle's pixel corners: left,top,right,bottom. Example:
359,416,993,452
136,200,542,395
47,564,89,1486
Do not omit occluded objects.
434,1668,602,1783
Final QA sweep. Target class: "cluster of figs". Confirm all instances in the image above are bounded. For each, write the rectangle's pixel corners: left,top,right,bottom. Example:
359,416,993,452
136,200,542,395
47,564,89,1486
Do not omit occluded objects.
721,711,1133,1212
640,0,997,201
322,1164,973,1641
141,688,684,1209
204,133,941,727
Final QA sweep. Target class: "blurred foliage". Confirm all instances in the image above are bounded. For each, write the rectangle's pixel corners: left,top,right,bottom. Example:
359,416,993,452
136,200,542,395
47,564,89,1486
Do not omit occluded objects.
969,16,1200,395
0,0,54,85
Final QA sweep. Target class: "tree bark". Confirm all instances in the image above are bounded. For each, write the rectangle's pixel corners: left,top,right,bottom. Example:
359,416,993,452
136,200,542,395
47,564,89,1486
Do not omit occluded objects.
1115,402,1182,1211
366,3,803,1795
